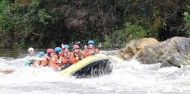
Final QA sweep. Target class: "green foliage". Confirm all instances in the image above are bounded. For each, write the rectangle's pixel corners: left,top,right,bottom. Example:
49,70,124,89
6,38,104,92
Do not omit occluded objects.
123,0,189,40
184,12,190,22
0,0,7,12
0,0,8,31
103,23,147,49
102,35,112,49
0,0,55,48
184,5,190,22
183,5,190,36
0,0,190,49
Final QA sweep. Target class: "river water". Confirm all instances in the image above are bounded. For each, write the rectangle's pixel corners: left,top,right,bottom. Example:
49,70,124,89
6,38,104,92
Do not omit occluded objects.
0,50,190,94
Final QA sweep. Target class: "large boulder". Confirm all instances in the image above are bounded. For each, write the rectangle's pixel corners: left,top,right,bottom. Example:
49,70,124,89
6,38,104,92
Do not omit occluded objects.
118,38,159,60
160,53,190,68
118,37,190,68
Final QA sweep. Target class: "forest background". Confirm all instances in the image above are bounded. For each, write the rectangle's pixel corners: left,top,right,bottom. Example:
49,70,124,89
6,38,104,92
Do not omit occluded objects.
0,0,190,49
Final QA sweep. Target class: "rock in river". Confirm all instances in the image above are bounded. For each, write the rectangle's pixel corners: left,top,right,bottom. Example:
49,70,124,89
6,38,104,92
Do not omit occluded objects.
118,37,190,68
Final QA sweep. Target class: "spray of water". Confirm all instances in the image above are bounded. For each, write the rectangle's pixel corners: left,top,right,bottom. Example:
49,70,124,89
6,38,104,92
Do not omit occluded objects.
0,54,190,94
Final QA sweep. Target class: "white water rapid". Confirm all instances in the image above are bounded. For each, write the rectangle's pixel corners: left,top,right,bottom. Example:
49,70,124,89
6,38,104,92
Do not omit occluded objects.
0,51,190,94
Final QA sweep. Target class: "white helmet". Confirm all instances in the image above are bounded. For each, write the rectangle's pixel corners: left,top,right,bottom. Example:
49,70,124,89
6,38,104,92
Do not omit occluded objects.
28,47,34,52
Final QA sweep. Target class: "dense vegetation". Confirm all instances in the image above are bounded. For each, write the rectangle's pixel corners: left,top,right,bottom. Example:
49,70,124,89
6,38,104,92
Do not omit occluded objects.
0,0,190,49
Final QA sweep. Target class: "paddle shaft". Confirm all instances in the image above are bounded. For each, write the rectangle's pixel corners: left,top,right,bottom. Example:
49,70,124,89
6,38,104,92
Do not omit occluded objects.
0,70,15,74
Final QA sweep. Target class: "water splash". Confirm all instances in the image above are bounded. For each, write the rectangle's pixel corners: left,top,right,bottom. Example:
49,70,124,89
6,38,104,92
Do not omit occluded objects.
0,54,190,94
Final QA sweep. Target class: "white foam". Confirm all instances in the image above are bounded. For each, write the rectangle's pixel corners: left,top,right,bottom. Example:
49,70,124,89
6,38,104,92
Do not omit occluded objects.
0,52,190,94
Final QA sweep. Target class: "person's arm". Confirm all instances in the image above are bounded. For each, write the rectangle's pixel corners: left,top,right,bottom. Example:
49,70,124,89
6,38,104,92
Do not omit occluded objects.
34,57,45,61
61,43,64,49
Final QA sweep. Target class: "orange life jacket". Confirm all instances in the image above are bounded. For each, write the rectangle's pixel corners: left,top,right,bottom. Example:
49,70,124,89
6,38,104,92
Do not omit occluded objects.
50,54,59,69
61,57,69,64
70,53,78,64
83,49,89,58
83,48,99,57
70,51,83,64
41,56,50,67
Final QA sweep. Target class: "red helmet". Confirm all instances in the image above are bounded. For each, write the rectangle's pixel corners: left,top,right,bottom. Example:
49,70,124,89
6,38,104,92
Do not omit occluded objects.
47,48,54,54
73,45,80,49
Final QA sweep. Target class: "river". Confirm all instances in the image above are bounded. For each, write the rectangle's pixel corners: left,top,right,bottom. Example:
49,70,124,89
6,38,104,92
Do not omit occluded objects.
0,49,190,94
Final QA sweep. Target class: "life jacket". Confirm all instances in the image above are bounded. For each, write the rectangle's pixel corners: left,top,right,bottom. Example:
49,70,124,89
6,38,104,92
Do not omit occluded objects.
70,51,83,64
50,54,59,69
83,48,99,57
41,56,50,67
83,49,89,58
70,53,77,64
61,52,70,64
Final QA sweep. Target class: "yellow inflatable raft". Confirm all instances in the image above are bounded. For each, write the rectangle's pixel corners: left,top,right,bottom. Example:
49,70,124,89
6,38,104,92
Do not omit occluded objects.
59,54,113,78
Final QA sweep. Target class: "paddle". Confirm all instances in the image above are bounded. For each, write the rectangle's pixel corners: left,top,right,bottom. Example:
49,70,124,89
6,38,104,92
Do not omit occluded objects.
0,69,15,74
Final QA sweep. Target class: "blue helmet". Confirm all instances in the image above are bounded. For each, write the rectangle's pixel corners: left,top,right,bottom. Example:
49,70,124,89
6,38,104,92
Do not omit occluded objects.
54,47,62,53
88,40,94,45
64,45,69,49
38,51,45,57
